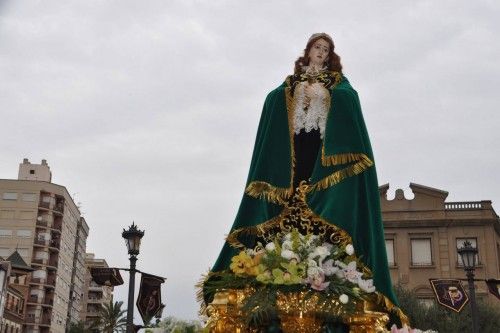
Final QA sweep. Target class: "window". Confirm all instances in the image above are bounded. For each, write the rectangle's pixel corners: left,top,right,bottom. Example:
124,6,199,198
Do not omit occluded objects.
0,229,13,237
457,238,479,266
22,193,36,202
29,169,35,174
16,230,32,238
2,192,17,200
33,270,46,279
411,238,433,266
385,239,395,266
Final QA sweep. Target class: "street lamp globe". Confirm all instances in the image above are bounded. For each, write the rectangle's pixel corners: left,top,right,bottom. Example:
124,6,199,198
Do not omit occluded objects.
122,222,145,256
457,240,478,271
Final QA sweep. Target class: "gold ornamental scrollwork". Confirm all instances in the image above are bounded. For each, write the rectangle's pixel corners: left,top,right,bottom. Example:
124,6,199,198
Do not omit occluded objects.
205,289,390,333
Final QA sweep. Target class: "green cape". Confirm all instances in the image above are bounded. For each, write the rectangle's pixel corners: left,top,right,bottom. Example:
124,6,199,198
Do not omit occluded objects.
211,74,399,308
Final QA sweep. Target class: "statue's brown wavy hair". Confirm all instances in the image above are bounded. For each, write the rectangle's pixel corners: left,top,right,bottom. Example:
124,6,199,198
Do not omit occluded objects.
294,33,343,74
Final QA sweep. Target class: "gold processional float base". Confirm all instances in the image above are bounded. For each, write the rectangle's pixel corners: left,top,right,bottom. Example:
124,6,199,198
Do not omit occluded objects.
205,289,390,333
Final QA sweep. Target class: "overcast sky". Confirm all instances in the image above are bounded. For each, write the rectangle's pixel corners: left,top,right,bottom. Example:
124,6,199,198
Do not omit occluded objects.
1,0,499,321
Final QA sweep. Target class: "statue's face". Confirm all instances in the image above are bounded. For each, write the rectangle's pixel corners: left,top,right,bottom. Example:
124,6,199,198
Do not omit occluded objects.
308,38,330,67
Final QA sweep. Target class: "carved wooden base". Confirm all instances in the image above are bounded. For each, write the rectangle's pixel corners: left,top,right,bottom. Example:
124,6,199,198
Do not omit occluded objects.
205,290,390,333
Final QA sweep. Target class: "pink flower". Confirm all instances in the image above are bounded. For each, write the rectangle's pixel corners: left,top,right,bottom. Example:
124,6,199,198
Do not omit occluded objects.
335,261,362,283
306,270,330,291
390,325,426,333
322,259,338,276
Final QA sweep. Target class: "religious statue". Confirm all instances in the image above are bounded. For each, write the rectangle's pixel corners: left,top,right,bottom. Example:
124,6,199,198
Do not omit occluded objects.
200,33,408,333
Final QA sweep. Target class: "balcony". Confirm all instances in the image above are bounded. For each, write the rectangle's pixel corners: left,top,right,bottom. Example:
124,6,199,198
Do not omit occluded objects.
30,277,55,289
38,201,50,210
88,296,103,303
40,315,52,327
27,295,40,305
47,259,58,270
42,298,54,307
47,277,56,286
36,219,49,228
53,200,64,215
48,239,60,251
31,258,46,266
30,277,45,285
34,239,49,247
86,306,101,317
25,314,52,326
52,221,62,232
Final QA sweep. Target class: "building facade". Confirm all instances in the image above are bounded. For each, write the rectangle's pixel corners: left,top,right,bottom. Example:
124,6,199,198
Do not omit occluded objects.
381,183,500,305
66,218,89,328
0,251,33,333
80,253,113,330
0,159,89,332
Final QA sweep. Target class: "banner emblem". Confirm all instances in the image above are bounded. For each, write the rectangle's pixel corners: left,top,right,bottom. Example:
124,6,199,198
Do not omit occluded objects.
429,279,469,312
137,273,166,324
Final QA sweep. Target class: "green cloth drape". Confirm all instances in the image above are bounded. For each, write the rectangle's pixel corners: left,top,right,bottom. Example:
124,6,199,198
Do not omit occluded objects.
211,74,399,308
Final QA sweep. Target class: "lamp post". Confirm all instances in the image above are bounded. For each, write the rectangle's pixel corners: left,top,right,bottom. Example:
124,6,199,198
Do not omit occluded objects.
122,222,145,333
457,240,479,333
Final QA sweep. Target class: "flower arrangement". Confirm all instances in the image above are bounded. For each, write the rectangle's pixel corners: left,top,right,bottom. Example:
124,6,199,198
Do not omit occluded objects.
229,229,376,300
202,229,399,329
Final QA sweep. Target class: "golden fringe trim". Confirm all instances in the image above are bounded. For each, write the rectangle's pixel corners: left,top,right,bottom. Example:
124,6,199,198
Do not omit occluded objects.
196,270,228,316
376,294,411,327
321,151,372,167
310,153,374,192
195,271,210,316
226,213,286,249
245,181,292,204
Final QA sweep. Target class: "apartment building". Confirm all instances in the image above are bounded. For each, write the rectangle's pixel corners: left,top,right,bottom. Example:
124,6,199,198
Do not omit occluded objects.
80,253,113,330
0,159,89,333
380,183,500,305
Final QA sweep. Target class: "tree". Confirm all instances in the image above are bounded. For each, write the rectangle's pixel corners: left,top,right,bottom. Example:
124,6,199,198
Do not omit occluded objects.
68,320,93,333
158,316,204,333
95,300,128,333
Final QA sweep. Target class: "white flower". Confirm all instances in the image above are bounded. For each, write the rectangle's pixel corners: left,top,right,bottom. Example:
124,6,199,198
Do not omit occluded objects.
307,266,324,279
339,294,349,304
307,259,318,268
315,245,330,257
265,242,276,252
345,244,354,256
281,249,300,262
284,233,292,241
358,278,376,293
308,245,330,265
282,240,293,251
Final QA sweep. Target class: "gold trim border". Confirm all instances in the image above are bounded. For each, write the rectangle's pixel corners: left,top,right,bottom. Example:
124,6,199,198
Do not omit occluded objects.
245,72,374,203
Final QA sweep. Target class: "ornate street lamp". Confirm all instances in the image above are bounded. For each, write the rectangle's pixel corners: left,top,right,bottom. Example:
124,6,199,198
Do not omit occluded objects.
457,240,479,333
122,222,145,333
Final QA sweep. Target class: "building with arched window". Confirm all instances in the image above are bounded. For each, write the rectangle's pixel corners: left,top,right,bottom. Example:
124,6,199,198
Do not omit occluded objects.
380,183,500,306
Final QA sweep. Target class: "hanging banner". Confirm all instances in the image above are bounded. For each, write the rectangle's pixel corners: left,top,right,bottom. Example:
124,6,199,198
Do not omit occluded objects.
429,278,469,313
486,279,500,300
137,273,166,324
90,267,124,286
